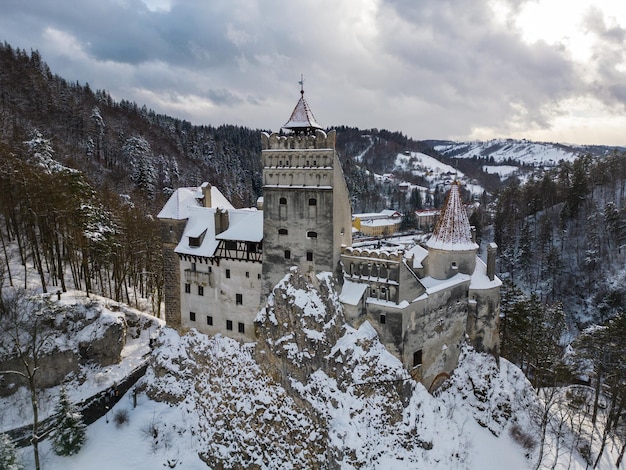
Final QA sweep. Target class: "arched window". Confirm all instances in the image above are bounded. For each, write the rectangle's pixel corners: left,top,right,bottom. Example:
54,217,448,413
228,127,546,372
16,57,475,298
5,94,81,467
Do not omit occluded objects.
308,198,317,206
278,228,288,235
307,231,317,238
279,197,287,205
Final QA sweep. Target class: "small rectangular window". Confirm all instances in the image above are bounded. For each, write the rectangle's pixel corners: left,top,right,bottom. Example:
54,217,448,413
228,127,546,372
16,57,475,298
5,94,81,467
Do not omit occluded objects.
207,315,213,326
190,311,196,322
226,269,231,279
258,273,261,280
226,320,233,331
380,314,386,325
284,250,291,259
246,271,250,278
198,285,204,296
238,322,245,334
236,293,243,305
191,262,196,271
184,283,191,294
413,350,423,367
306,251,313,261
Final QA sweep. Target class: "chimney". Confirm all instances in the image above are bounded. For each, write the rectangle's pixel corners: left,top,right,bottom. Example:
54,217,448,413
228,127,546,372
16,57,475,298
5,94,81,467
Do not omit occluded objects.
214,208,229,235
201,182,212,208
487,242,497,281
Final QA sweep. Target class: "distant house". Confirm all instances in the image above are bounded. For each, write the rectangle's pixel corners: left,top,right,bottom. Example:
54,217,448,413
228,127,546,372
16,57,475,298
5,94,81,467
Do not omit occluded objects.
415,209,439,230
353,210,402,236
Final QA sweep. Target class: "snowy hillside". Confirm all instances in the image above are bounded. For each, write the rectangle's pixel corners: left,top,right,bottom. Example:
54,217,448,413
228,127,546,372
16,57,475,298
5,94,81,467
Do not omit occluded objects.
432,139,622,167
10,269,619,470
393,151,484,196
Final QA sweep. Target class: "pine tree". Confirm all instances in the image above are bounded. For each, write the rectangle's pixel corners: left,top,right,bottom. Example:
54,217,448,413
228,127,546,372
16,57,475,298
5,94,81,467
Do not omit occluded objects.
51,388,86,456
0,433,23,470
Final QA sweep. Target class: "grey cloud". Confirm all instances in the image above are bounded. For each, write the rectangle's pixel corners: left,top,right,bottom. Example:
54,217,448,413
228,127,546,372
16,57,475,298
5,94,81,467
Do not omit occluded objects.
0,0,624,144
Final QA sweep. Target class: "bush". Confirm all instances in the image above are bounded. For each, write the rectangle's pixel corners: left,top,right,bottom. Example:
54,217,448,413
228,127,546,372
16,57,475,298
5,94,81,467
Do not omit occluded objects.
0,433,23,470
509,424,536,452
113,409,129,428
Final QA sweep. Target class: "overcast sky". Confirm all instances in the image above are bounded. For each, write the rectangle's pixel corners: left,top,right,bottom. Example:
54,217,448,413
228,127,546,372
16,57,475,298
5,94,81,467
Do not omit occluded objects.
2,0,626,145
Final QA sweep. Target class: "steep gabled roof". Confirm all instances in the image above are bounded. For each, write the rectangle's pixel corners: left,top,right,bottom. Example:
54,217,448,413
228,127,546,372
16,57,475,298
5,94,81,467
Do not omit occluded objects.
282,88,323,132
426,181,478,251
157,184,234,220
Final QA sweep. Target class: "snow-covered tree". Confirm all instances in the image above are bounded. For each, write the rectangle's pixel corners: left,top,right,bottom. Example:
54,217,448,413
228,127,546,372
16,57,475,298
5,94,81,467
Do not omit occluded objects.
0,433,23,470
51,388,86,456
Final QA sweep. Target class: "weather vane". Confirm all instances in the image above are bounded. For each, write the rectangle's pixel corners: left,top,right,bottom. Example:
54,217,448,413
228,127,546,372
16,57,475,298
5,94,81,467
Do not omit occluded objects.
298,74,304,95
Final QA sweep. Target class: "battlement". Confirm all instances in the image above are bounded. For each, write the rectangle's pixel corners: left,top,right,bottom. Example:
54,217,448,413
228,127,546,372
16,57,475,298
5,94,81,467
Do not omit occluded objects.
342,246,404,262
261,129,336,150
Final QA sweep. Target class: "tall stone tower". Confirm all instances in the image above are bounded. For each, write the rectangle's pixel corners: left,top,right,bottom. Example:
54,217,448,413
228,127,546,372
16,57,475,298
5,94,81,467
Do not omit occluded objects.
260,86,352,300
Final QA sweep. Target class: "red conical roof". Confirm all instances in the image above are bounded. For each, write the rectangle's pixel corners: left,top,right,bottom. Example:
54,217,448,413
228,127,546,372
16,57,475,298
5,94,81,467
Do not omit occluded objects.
426,182,478,251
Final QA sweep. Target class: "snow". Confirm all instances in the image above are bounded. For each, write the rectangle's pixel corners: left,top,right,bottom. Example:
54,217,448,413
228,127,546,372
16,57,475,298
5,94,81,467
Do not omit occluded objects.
420,273,471,294
405,244,428,269
339,279,368,305
282,94,323,130
483,164,519,178
157,184,233,220
9,301,611,470
470,257,502,290
215,209,263,242
395,151,461,177
0,291,162,432
426,183,479,251
174,206,219,257
435,139,582,166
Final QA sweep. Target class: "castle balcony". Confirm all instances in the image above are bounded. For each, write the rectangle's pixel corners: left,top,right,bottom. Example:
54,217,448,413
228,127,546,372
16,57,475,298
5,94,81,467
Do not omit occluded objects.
184,269,212,287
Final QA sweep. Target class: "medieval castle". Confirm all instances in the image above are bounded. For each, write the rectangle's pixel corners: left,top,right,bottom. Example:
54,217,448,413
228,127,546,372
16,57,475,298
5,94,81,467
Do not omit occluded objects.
158,88,501,391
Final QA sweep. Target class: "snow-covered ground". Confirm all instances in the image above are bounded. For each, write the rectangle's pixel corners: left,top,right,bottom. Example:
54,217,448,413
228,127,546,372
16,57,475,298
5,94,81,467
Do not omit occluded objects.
435,139,581,166
0,291,162,431
3,241,623,470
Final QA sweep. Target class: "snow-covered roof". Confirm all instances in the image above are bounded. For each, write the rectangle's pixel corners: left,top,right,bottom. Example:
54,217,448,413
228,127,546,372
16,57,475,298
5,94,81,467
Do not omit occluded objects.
469,257,502,290
174,207,220,257
339,279,368,305
359,218,399,228
405,244,428,269
419,273,471,295
353,210,401,221
216,210,263,242
157,184,234,220
282,90,323,132
426,181,478,251
175,207,263,257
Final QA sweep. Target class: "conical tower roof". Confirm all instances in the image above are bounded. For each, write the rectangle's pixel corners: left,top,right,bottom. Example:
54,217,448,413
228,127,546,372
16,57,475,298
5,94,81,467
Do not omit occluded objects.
282,79,323,133
426,181,478,251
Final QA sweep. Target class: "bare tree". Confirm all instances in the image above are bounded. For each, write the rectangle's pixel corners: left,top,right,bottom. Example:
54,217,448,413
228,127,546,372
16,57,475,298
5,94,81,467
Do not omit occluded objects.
0,289,58,470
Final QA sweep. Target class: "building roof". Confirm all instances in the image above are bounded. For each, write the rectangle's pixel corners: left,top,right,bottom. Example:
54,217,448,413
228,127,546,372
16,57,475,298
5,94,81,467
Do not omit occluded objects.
426,181,478,251
175,207,263,257
157,184,234,220
216,210,263,242
175,207,220,257
282,86,323,132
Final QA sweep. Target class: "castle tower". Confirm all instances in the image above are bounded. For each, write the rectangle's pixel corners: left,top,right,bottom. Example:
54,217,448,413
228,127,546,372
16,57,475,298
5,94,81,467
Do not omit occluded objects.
260,85,352,300
425,181,478,279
